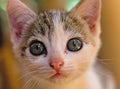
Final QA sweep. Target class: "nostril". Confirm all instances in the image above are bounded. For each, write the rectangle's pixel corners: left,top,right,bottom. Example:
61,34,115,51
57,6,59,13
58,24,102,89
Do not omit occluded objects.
49,60,64,70
49,63,54,68
59,61,64,67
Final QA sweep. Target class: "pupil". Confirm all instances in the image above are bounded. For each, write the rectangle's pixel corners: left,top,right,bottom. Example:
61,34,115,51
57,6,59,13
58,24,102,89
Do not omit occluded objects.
36,45,40,50
32,43,42,55
73,40,77,46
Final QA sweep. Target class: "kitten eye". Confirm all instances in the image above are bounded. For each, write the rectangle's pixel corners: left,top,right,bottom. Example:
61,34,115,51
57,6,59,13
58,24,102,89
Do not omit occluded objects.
29,41,47,56
67,38,83,52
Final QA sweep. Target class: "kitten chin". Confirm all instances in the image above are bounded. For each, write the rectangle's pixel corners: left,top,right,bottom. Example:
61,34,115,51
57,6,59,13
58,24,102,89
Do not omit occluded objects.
21,67,103,89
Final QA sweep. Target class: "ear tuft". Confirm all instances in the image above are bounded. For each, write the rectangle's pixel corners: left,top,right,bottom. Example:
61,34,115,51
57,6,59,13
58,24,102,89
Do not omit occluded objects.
7,0,36,41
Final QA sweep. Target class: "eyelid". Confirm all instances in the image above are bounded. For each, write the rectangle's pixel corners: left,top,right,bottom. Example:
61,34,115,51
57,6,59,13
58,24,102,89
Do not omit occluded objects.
69,37,82,41
29,40,40,46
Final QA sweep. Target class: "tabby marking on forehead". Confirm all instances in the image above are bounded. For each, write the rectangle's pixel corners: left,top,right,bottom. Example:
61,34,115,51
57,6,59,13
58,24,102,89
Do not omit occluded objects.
20,10,95,49
23,11,65,41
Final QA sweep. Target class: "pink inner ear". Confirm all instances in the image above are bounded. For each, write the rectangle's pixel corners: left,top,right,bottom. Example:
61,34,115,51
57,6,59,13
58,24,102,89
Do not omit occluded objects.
83,10,99,33
70,0,101,33
10,12,34,38
82,0,100,29
7,0,36,39
11,18,24,38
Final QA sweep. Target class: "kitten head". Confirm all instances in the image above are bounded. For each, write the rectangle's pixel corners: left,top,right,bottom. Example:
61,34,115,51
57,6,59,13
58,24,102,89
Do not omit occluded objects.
7,0,101,85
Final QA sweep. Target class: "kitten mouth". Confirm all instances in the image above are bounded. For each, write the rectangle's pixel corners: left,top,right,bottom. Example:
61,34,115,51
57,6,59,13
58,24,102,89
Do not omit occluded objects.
50,72,66,78
52,72,62,78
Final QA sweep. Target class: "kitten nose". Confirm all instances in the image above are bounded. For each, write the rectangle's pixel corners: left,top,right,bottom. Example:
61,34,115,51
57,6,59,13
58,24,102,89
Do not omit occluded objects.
49,60,64,71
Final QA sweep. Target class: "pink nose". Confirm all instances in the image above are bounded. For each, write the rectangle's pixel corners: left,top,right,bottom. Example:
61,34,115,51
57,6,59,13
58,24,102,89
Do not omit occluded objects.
49,60,64,71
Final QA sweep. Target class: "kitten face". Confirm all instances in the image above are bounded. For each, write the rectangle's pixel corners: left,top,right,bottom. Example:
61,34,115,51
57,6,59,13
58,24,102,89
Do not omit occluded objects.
7,0,101,85
15,11,100,83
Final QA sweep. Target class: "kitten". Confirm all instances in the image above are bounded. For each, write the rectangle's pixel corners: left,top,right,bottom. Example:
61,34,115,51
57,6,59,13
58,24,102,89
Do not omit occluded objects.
7,0,115,89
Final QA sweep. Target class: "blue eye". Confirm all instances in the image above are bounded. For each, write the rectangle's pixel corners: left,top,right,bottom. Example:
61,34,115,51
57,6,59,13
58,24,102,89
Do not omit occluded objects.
29,41,47,56
67,38,83,52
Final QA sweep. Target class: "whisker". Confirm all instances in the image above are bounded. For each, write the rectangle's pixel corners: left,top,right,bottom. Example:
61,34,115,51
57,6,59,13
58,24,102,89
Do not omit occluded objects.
30,79,38,89
36,80,41,88
17,70,38,81
97,59,113,66
38,67,50,70
24,64,40,68
22,78,33,89
99,58,112,61
25,79,33,89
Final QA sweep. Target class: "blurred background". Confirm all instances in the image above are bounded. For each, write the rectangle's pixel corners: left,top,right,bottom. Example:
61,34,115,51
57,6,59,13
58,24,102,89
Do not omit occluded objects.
0,0,119,89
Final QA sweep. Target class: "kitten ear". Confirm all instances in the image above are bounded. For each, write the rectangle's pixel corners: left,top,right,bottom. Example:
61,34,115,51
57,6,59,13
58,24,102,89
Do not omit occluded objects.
7,0,36,41
70,0,101,35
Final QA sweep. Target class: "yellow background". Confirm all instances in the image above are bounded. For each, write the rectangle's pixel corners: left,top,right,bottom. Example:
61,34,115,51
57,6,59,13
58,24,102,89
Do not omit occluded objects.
100,0,120,89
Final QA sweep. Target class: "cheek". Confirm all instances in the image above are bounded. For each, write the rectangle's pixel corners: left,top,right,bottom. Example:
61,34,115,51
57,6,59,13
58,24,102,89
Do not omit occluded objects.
19,58,52,78
18,52,49,71
79,45,97,63
66,44,98,72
